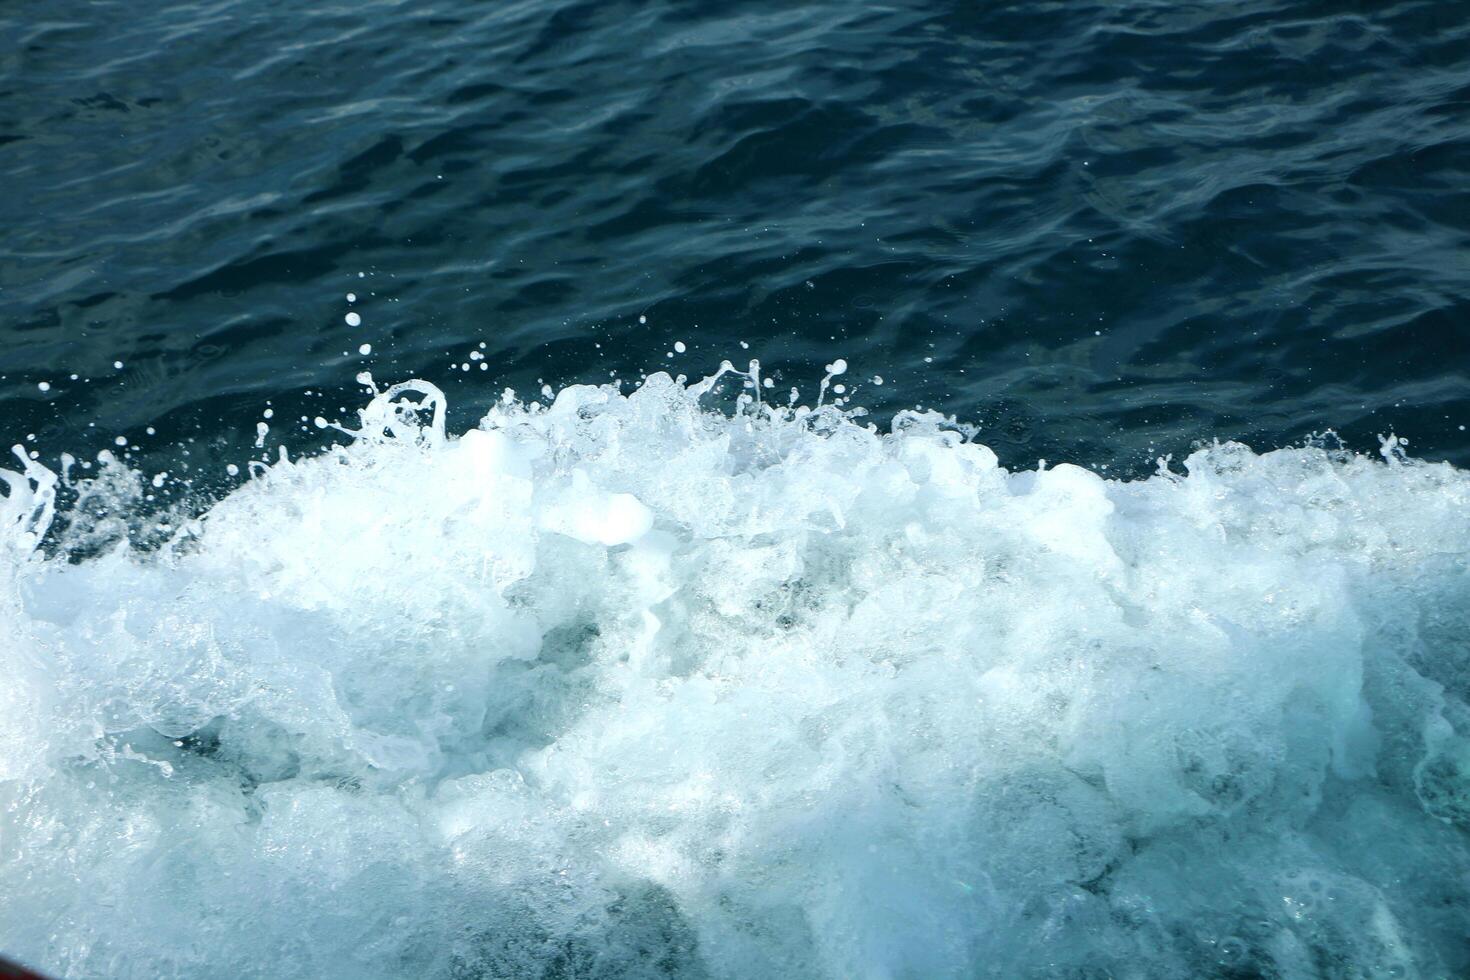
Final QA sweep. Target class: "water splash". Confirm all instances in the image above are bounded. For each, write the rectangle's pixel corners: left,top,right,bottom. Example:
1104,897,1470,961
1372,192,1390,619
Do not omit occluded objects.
2,369,1468,979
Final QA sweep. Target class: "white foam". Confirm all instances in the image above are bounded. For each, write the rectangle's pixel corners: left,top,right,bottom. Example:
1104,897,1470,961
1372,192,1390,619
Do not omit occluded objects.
1,371,1469,979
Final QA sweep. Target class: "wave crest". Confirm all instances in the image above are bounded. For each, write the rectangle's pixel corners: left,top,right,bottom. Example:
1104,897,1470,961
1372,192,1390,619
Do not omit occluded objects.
2,371,1469,978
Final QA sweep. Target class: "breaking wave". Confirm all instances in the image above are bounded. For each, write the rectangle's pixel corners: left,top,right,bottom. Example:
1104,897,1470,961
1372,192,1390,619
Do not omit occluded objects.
2,367,1468,978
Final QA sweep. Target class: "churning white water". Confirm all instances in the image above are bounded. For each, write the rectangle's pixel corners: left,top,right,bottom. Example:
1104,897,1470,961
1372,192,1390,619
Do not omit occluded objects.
1,367,1468,979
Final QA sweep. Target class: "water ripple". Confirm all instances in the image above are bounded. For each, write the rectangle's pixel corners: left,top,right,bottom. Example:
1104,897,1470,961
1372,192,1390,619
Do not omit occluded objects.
1,0,1467,478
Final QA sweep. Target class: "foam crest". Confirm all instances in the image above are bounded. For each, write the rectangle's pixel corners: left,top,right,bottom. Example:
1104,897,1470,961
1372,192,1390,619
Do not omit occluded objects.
2,371,1468,979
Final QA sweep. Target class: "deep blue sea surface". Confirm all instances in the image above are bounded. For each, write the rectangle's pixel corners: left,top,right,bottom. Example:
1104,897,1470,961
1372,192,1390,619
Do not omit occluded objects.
3,0,1469,478
3,3,1470,979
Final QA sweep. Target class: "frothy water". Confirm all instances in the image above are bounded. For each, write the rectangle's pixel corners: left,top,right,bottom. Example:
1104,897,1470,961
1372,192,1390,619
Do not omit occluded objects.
2,368,1468,978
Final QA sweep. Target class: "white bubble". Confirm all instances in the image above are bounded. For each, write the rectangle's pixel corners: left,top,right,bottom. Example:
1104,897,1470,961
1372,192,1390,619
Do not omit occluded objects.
113,361,124,370
345,312,362,327
1,372,1465,979
347,293,357,302
674,341,686,354
36,382,50,392
359,344,372,355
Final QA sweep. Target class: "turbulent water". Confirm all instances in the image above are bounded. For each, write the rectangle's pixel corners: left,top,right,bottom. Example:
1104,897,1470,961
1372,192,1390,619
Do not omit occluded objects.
2,371,1469,979
4,0,1470,977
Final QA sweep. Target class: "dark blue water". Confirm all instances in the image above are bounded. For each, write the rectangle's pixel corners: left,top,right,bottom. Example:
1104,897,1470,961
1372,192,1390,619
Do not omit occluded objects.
3,0,1468,481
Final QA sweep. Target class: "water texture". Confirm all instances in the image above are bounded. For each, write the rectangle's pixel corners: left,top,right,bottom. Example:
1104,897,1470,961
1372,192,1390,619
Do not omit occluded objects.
4,378,1470,979
3,1,1470,978
2,0,1469,473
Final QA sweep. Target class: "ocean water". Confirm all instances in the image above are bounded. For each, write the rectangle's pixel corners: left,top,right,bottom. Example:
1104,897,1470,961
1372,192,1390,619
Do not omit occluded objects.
2,1,1470,978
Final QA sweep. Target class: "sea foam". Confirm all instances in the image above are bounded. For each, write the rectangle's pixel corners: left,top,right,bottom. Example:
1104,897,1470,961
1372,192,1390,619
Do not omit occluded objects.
1,369,1468,979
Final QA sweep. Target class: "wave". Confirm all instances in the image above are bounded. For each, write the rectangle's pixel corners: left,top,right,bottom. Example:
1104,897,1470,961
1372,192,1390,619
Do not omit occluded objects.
2,366,1468,978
